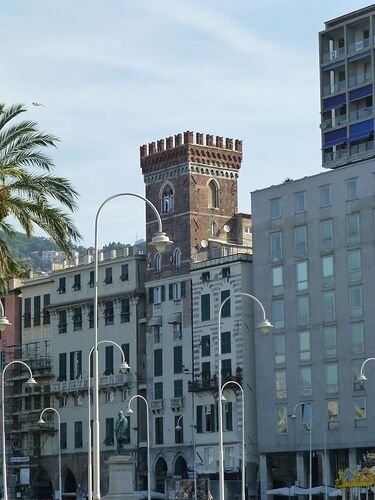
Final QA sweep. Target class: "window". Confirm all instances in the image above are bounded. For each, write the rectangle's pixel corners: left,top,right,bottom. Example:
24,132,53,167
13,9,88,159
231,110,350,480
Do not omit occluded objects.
173,248,182,268
33,296,41,326
320,220,333,252
276,406,288,434
60,423,67,449
201,271,210,282
88,270,95,287
328,401,339,430
73,274,81,291
221,332,231,354
58,353,67,382
322,255,334,287
296,261,308,291
174,346,183,374
211,221,218,236
272,266,283,295
59,396,67,408
151,285,165,304
326,364,338,394
169,282,185,301
57,277,66,294
74,421,83,448
162,185,174,213
320,185,331,207
297,296,310,326
349,286,363,317
104,346,114,375
208,179,219,208
154,325,162,343
204,404,217,433
346,178,358,201
69,351,82,380
272,300,284,329
74,395,83,407
322,291,336,322
88,305,94,329
299,331,311,361
353,364,365,392
120,264,129,281
223,402,233,431
174,380,183,398
154,382,163,400
294,191,305,213
175,415,184,444
154,253,161,273
43,294,50,325
322,327,337,361
354,397,366,420
300,367,312,397
351,323,364,354
270,198,281,219
275,335,286,364
23,298,31,328
121,298,130,323
201,294,211,321
221,290,231,318
173,322,182,340
222,267,231,279
221,359,232,380
104,301,114,326
106,390,115,403
203,447,214,464
348,249,361,282
201,362,211,383
155,417,164,444
295,226,307,257
104,267,112,284
275,370,287,399
72,307,82,331
154,349,163,377
302,404,312,431
270,231,282,262
347,213,360,246
105,418,114,446
201,336,211,357
58,310,67,334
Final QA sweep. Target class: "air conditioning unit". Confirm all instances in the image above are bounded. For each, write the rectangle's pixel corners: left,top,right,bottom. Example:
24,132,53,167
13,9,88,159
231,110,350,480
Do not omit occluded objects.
330,49,338,60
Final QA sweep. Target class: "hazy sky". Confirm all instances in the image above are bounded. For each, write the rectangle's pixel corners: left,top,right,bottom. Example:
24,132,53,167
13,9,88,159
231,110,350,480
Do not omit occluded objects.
3,0,371,247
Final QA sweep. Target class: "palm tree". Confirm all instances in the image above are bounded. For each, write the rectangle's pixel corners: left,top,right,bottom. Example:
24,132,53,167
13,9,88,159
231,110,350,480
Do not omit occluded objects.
0,102,81,290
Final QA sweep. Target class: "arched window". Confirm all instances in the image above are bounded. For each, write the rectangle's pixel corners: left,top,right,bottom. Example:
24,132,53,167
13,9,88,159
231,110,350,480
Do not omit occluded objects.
208,180,219,208
174,248,181,268
154,253,161,273
211,221,217,236
162,185,174,214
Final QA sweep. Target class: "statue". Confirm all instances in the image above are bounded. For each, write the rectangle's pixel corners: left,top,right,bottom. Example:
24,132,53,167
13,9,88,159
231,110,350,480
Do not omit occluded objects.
115,411,129,454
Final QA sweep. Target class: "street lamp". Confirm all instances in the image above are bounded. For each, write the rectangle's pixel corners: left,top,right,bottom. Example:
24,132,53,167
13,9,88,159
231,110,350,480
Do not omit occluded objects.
92,192,172,500
0,300,11,332
1,360,37,500
290,402,313,500
87,340,130,500
220,380,245,500
38,408,62,500
359,357,375,381
127,395,151,500
175,414,183,432
217,292,272,500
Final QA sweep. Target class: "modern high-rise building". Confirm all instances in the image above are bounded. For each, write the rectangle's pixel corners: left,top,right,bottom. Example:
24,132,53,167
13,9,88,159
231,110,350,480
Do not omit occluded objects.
320,4,375,169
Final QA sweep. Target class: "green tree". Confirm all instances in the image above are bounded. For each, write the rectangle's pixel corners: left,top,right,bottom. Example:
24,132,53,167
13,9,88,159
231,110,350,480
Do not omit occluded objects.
0,103,81,291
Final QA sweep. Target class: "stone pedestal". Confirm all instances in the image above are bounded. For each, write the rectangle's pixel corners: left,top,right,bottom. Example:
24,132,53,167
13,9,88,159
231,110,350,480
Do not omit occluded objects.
105,454,138,500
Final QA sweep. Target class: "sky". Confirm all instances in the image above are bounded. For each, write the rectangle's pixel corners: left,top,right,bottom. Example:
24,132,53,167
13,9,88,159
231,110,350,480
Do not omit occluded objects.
2,0,373,248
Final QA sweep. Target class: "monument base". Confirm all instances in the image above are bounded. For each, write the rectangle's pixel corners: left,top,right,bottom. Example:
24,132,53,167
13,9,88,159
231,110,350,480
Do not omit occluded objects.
104,454,138,500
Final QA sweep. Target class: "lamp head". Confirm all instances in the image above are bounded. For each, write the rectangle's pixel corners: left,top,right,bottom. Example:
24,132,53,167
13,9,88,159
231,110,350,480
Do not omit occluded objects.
38,417,45,425
119,361,130,374
175,424,182,431
256,319,273,335
150,232,173,253
125,407,133,415
290,414,297,420
0,316,11,332
26,377,38,387
358,373,367,381
221,394,227,402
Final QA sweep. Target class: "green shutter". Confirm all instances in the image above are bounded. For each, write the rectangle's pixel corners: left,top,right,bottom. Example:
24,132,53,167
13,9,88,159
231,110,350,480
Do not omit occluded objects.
226,402,233,431
105,346,114,375
149,287,154,304
196,406,203,433
210,404,215,432
121,343,130,364
221,290,231,318
181,281,186,298
161,285,165,302
174,346,183,374
169,284,173,300
70,352,75,380
201,294,210,321
154,349,163,376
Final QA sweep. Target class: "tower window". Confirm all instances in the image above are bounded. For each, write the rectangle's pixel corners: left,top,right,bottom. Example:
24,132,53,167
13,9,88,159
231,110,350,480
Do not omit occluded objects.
162,185,174,214
154,253,161,273
173,248,181,268
208,180,219,208
211,221,218,236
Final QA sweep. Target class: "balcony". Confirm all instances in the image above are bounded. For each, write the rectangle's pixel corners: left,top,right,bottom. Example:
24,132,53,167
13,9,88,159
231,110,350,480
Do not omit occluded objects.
323,148,349,167
348,73,371,89
170,397,184,411
350,106,373,122
188,370,243,393
322,47,345,64
323,80,346,97
348,38,370,54
51,373,131,394
321,114,347,130
150,399,164,413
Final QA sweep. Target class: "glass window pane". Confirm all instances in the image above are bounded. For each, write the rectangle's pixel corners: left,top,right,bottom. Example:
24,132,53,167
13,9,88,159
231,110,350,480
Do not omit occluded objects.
351,323,364,354
350,286,363,317
322,255,334,287
300,367,312,397
294,192,305,213
354,398,366,419
322,291,336,322
299,331,311,361
348,250,361,282
270,232,282,262
272,300,284,330
347,213,360,246
270,198,281,219
326,364,338,393
320,220,333,252
275,370,287,399
272,266,283,295
324,326,337,358
346,178,358,201
295,226,307,257
327,400,339,429
297,296,310,326
320,185,331,207
275,335,286,364
296,261,308,291
276,406,288,434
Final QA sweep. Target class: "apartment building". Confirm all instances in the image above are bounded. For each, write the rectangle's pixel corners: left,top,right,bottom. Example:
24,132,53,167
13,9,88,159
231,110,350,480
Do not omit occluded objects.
251,158,375,498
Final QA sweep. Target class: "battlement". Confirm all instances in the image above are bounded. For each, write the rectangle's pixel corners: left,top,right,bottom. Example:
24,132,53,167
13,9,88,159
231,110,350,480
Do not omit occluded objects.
140,131,242,174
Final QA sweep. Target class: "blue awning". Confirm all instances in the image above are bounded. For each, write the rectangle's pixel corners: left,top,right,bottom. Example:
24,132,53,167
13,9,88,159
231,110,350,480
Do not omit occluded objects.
348,119,373,143
324,127,347,148
322,60,346,71
349,84,372,101
323,93,346,111
348,50,371,63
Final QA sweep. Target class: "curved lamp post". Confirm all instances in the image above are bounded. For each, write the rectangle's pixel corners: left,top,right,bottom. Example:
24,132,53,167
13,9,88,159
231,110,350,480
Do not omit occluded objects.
127,395,151,500
1,360,37,500
220,380,245,500
217,292,272,500
38,408,62,500
92,192,172,500
87,340,130,500
359,357,375,381
0,301,11,332
291,402,313,500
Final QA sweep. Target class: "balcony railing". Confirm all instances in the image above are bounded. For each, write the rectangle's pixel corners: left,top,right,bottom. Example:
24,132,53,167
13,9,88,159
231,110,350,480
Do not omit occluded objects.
323,80,346,96
188,371,243,393
348,72,371,88
51,373,130,394
350,106,373,122
321,114,347,129
348,38,370,54
323,148,349,166
322,46,345,63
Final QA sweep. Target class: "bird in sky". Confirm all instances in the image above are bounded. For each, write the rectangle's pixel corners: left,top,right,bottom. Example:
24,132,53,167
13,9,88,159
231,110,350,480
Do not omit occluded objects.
32,102,45,106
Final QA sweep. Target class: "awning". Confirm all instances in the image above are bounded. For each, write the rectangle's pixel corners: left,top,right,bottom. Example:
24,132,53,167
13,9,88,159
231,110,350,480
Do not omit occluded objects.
148,316,162,327
349,84,372,102
323,93,346,111
324,127,347,148
348,118,373,143
348,50,371,63
168,312,182,324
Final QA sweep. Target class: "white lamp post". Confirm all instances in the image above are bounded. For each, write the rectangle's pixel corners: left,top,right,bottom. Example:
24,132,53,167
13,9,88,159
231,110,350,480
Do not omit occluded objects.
1,360,37,500
217,292,272,500
87,340,130,500
0,300,11,332
92,192,172,500
220,380,245,500
291,402,313,500
359,357,375,381
127,395,151,500
38,408,62,500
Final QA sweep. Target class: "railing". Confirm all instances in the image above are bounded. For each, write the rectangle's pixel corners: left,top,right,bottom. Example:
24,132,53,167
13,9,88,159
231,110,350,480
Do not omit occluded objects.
323,148,349,166
323,80,346,96
51,373,130,393
170,397,184,410
350,140,374,158
348,72,371,88
348,37,370,54
349,106,373,122
322,46,346,63
321,114,347,129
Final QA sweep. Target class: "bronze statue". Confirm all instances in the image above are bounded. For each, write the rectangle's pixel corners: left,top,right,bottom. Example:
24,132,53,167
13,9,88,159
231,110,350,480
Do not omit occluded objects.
115,411,129,454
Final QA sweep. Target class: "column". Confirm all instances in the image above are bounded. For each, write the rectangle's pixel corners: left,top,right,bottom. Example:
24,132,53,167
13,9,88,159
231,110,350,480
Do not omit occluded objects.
259,454,272,500
296,451,306,488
